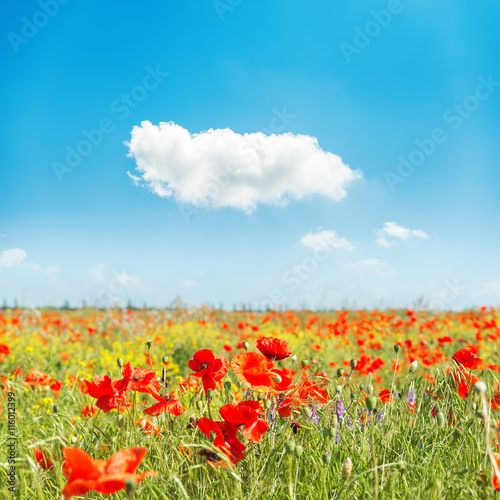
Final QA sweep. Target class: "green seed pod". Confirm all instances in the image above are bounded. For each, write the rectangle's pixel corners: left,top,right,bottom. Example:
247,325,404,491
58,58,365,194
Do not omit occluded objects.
350,359,357,370
257,392,266,401
436,412,445,427
242,341,250,351
337,369,344,378
125,477,137,499
196,400,204,410
294,445,303,458
162,355,169,363
366,396,377,411
117,358,124,368
301,359,309,368
322,452,331,465
284,441,296,454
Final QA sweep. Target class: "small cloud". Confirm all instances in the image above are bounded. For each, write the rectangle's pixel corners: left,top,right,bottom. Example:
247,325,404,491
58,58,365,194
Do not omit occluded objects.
374,222,428,248
301,229,354,251
342,258,394,277
0,248,27,267
127,171,143,187
126,121,362,212
182,280,199,289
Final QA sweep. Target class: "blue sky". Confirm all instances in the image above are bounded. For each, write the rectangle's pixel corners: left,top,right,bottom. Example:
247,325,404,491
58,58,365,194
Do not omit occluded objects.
1,0,500,309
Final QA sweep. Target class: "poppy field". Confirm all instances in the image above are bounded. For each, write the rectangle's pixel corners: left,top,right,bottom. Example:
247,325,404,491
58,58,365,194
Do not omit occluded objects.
1,307,500,499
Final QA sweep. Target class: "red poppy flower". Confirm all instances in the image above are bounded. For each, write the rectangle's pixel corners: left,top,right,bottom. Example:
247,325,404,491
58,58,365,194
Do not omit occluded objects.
219,401,268,442
82,405,98,418
197,418,246,466
61,447,156,498
145,393,186,417
452,347,483,369
231,352,273,389
50,381,63,397
493,453,500,491
188,350,229,394
23,369,53,386
119,363,161,395
450,369,480,399
277,398,302,418
84,375,130,413
137,418,161,436
379,389,391,403
0,344,10,355
33,447,54,470
256,337,292,361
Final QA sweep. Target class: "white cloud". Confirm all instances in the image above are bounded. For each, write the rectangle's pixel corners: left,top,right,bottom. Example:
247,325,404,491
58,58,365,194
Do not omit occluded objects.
342,258,395,277
374,222,428,248
0,248,27,267
126,121,361,212
301,229,354,251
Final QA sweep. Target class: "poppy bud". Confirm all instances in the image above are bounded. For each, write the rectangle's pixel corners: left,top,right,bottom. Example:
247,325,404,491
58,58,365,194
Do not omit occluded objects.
145,340,152,348
265,398,273,409
301,359,309,368
117,358,124,368
350,359,357,369
409,361,418,373
302,406,312,419
53,405,58,413
257,392,266,401
125,477,137,499
452,429,461,441
242,341,250,351
70,436,78,444
322,452,331,465
367,384,373,395
224,381,232,391
290,354,297,362
336,385,342,394
196,400,204,410
359,383,366,392
209,430,217,442
366,396,377,411
118,415,125,428
324,426,336,438
206,389,213,400
342,457,352,479
162,355,169,364
337,369,344,378
436,412,445,427
394,344,400,354
271,373,282,384
294,445,303,458
473,381,486,394
284,441,296,454
351,390,356,400
139,419,147,429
